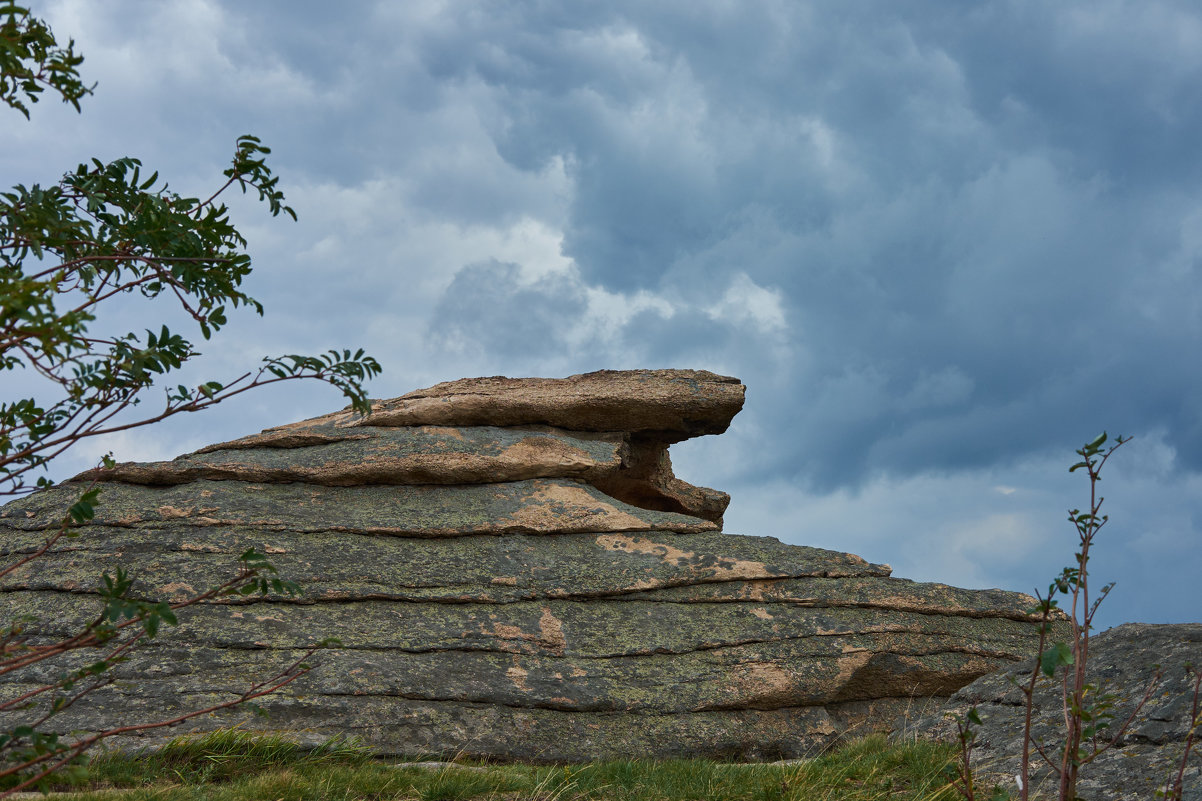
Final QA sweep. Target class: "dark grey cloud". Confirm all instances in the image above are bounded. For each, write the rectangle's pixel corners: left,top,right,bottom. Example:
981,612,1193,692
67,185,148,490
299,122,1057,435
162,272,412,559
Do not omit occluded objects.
394,0,1202,490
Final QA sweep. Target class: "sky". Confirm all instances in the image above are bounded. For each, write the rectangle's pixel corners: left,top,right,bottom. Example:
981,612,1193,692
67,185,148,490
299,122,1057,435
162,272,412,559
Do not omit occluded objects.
6,0,1201,630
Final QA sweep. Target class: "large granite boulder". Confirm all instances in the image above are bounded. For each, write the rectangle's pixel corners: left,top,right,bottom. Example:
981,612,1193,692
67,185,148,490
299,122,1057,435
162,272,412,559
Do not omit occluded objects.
0,369,1055,761
907,623,1202,800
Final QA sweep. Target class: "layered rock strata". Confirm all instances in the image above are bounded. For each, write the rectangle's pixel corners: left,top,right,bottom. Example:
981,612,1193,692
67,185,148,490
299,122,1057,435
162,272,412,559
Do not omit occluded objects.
0,369,1053,760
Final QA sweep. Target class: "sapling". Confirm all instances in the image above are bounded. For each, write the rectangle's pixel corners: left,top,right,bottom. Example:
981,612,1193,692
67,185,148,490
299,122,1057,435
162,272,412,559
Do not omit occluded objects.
1039,432,1131,800
952,433,1171,801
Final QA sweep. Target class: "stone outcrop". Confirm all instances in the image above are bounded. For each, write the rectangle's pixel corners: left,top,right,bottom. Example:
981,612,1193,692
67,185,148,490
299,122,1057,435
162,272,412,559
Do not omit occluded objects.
0,369,1056,761
906,623,1202,800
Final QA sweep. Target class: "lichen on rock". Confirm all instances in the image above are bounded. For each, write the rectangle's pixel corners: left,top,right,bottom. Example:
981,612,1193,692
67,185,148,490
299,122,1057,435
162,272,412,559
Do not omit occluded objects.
0,369,1057,761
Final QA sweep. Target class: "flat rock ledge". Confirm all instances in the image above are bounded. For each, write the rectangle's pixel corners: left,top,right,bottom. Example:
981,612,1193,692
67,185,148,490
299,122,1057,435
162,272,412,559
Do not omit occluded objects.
905,623,1202,800
0,370,1056,762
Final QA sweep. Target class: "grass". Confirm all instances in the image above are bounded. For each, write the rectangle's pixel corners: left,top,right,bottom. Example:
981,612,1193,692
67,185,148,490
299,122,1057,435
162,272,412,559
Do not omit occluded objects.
3,728,962,801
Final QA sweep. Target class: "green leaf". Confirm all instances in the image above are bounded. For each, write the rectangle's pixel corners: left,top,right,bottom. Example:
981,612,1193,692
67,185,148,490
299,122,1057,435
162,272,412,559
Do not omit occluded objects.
66,487,100,523
1041,641,1074,677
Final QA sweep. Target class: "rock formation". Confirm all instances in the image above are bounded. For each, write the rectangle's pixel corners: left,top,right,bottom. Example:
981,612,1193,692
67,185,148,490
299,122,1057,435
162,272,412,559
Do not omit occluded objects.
907,623,1202,800
0,369,1056,761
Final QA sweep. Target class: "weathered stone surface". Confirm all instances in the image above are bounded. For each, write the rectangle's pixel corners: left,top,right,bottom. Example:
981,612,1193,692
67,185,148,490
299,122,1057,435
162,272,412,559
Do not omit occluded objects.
906,623,1202,800
0,369,1056,761
2,478,715,537
79,372,739,524
354,369,746,439
0,529,886,602
79,426,628,488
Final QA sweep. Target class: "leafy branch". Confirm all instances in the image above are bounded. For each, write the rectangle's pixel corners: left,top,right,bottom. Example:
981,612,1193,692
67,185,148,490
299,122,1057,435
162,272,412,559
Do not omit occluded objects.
0,3,381,790
0,2,93,118
1,144,381,498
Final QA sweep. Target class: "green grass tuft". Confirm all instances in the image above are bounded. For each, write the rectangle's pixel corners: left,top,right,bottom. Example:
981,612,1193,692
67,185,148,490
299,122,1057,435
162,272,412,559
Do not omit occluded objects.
78,727,374,790
17,728,961,801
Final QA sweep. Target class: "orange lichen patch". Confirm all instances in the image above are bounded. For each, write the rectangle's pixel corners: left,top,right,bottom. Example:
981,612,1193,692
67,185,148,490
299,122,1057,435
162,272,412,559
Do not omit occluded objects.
487,622,526,641
539,607,567,654
491,576,518,585
506,665,532,692
735,581,787,602
506,484,651,533
750,607,774,620
481,609,566,656
498,437,604,474
156,582,196,596
179,542,221,553
157,506,195,519
732,661,796,706
264,545,287,554
594,534,781,580
832,651,874,687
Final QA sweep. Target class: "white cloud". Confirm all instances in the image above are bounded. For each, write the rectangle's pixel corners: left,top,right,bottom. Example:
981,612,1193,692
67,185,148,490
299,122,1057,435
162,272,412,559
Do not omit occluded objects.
707,273,788,335
44,0,318,107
